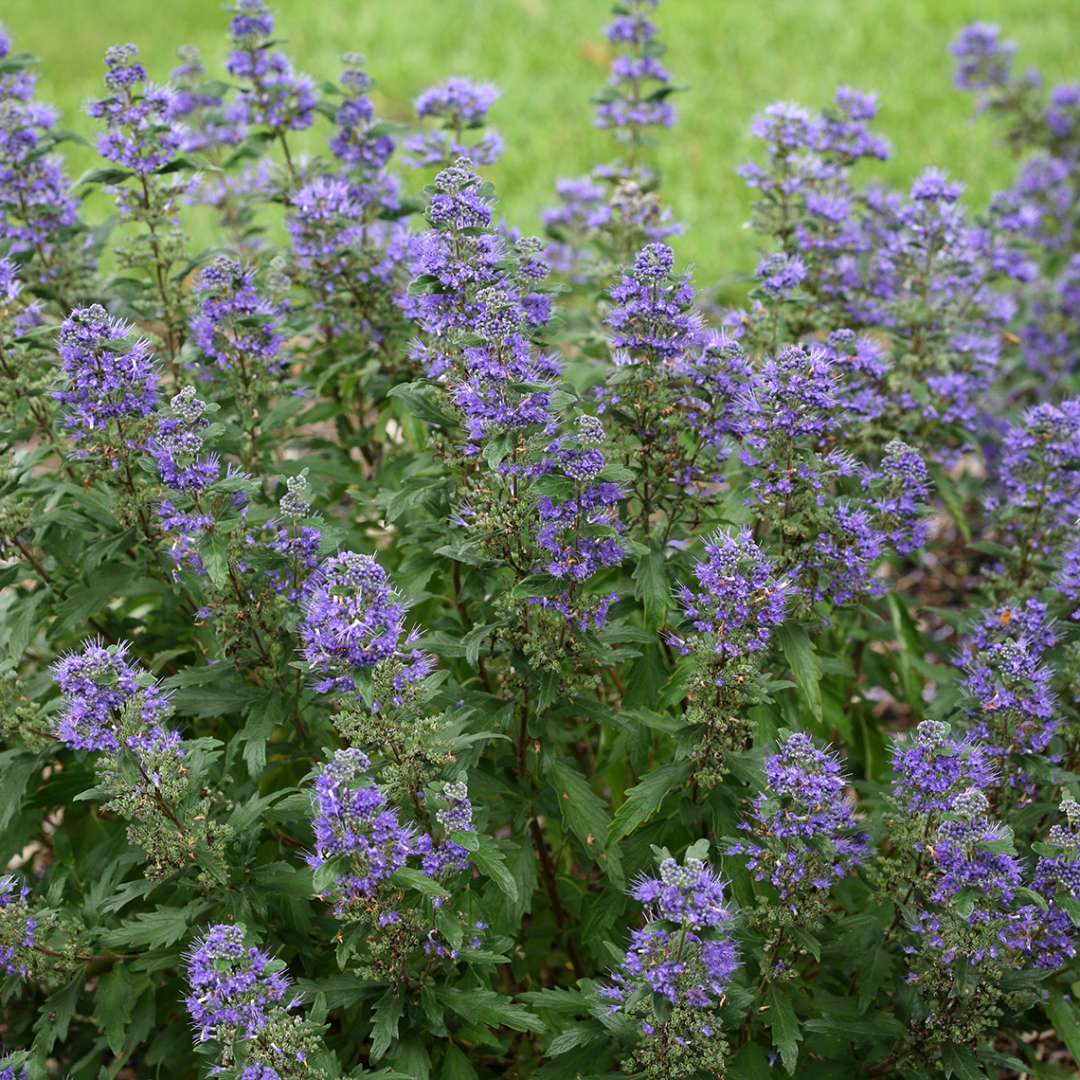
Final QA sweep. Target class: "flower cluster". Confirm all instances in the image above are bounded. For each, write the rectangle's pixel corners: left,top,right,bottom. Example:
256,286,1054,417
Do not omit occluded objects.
405,77,502,168
148,386,220,492
51,640,228,882
4,1,1080,1075
226,0,316,139
87,44,182,175
603,853,737,1079
51,639,171,753
607,242,699,363
0,30,81,290
185,924,320,1076
671,529,791,662
308,750,472,922
190,256,286,385
595,0,677,150
0,877,36,981
890,720,996,815
960,601,1058,756
729,733,869,911
299,552,408,693
54,305,158,450
406,158,560,444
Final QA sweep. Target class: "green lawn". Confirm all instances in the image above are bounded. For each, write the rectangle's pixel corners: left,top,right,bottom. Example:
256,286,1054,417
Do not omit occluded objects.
4,0,1077,283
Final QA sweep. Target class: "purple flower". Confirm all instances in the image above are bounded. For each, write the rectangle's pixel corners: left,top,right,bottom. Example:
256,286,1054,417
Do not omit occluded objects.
929,789,1021,908
148,386,220,492
226,0,316,134
997,400,1080,555
0,31,79,277
962,632,1056,754
87,45,183,175
55,305,158,445
1034,797,1080,901
168,45,245,152
299,552,408,693
184,923,299,1045
951,23,1016,93
890,720,996,814
607,243,700,363
190,257,285,379
330,52,396,184
52,640,171,753
630,857,732,931
755,253,806,298
536,480,625,583
307,749,414,914
728,733,869,906
405,77,502,168
604,852,738,1039
673,529,791,661
0,875,36,980
596,0,677,140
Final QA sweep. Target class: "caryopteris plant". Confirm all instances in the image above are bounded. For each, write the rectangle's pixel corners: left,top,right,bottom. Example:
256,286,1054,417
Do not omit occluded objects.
0,3,1079,1077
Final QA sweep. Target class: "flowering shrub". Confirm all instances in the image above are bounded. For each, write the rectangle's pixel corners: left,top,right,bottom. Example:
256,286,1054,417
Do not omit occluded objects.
1,3,1079,1077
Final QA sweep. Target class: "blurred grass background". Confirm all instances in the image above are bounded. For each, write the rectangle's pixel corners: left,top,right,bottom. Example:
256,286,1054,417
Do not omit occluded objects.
3,0,1076,284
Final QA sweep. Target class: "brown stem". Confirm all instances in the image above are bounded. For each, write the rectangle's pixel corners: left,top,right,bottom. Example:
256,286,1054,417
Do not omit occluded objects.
529,816,585,980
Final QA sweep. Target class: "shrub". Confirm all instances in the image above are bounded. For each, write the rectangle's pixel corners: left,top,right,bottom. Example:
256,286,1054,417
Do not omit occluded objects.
0,3,1078,1077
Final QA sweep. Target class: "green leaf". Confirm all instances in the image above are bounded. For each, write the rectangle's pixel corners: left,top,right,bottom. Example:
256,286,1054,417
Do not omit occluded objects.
392,866,451,901
633,546,670,630
461,623,495,666
75,166,135,187
99,904,203,950
438,988,545,1034
55,565,163,631
440,1044,479,1080
887,594,925,719
472,835,519,902
202,532,229,589
766,986,801,1075
608,760,691,845
857,945,894,1013
33,978,80,1055
728,1042,773,1080
942,1044,989,1079
0,750,41,831
1044,994,1080,1068
96,966,135,1055
777,624,823,725
370,989,404,1061
295,974,382,1011
546,1024,605,1055
388,381,458,428
546,758,619,878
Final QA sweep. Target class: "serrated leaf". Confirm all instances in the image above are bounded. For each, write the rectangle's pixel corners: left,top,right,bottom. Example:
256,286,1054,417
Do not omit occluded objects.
777,624,823,725
96,966,134,1055
607,760,691,845
1044,995,1080,1068
766,985,801,1075
942,1044,989,1079
0,750,41,831
633,546,669,630
370,989,404,1061
547,758,611,859
472,835,519,902
857,945,893,1013
440,1043,479,1079
33,978,80,1055
438,988,545,1033
392,866,451,900
728,1041,772,1080
99,904,203,950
